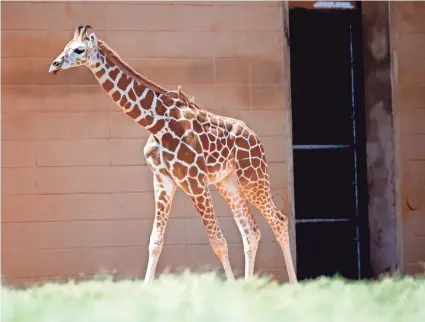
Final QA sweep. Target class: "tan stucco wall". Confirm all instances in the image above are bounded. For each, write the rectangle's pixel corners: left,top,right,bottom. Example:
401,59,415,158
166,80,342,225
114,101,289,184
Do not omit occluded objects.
1,1,290,286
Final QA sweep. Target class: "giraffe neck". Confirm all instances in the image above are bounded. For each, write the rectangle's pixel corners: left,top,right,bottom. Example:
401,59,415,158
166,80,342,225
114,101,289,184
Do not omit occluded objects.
87,47,171,136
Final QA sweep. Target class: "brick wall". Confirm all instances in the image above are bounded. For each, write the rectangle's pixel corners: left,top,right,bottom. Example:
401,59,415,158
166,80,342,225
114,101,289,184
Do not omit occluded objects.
1,1,290,286
390,2,425,274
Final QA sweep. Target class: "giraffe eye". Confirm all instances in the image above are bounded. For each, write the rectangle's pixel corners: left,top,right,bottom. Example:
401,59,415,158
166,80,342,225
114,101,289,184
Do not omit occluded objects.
74,47,85,54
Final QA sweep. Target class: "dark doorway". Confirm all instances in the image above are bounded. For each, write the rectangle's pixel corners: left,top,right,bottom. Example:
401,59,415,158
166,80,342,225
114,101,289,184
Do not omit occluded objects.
289,4,370,280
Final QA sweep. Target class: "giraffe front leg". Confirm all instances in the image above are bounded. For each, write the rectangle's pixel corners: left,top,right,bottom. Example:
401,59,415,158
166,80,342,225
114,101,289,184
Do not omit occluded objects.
144,172,176,283
189,190,235,281
216,172,261,280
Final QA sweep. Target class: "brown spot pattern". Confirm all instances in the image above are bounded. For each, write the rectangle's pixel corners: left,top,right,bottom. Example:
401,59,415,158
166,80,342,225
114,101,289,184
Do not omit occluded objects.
169,119,191,137
139,114,154,127
177,143,196,164
149,119,166,135
170,108,181,120
140,90,154,110
128,89,136,101
109,68,119,80
172,162,187,180
112,90,121,102
119,95,128,107
102,80,114,92
156,103,167,116
162,133,180,151
134,82,146,97
117,74,132,91
126,106,141,119
95,68,105,78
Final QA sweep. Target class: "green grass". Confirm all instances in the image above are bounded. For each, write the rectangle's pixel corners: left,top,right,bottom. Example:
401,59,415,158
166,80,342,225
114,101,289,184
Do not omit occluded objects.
2,272,425,322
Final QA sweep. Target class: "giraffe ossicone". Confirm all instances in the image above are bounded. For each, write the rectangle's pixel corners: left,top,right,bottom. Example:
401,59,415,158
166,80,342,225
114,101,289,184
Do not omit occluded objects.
48,24,298,284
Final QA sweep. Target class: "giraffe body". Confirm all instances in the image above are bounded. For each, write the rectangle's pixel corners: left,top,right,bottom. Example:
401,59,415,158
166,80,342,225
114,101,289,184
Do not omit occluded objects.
49,25,298,283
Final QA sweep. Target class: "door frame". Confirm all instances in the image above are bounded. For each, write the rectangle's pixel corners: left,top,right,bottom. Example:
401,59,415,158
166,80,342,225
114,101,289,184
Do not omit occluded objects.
281,1,401,278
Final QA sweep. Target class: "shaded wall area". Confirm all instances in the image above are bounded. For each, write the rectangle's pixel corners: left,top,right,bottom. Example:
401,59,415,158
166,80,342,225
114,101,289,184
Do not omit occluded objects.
362,2,398,277
1,1,290,286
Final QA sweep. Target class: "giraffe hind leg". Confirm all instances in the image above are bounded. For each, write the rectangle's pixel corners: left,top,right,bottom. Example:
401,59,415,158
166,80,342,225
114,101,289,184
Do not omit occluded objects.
216,171,261,279
241,181,298,283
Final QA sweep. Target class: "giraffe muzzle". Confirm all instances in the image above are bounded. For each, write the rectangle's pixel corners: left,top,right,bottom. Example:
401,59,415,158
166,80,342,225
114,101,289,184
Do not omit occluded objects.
48,60,63,74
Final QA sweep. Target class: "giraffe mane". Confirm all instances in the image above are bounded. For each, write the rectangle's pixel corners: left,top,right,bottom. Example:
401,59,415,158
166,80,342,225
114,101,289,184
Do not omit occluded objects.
96,38,204,111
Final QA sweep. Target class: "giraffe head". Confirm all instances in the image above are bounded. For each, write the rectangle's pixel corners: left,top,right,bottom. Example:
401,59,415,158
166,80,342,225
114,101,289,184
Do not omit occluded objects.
49,24,98,74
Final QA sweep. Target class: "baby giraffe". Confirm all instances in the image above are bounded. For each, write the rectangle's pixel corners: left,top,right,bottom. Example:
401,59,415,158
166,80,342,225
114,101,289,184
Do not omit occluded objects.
48,24,298,284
